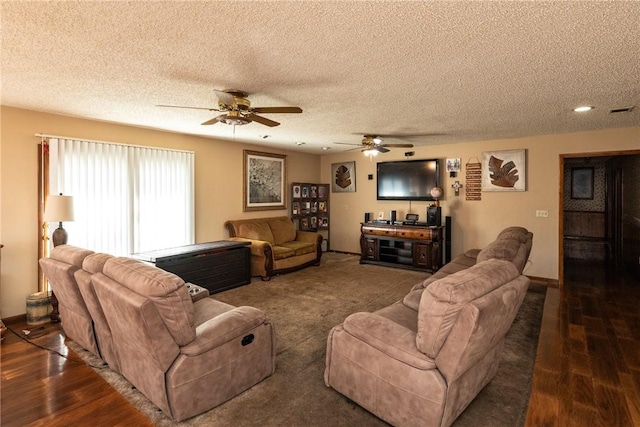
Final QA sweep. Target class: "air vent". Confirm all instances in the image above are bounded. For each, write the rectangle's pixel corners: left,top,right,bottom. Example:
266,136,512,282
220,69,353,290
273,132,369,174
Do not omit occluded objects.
609,106,634,114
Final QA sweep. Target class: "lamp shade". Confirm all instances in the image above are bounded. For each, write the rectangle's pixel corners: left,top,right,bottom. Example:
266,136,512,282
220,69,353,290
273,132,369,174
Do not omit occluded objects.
44,195,75,222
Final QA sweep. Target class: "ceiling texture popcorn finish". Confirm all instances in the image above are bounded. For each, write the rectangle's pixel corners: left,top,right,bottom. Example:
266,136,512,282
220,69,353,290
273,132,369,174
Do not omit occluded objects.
1,1,639,153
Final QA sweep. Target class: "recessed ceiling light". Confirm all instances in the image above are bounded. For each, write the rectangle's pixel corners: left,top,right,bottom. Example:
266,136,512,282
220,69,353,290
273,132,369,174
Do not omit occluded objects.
321,147,331,151
295,142,306,146
573,106,594,112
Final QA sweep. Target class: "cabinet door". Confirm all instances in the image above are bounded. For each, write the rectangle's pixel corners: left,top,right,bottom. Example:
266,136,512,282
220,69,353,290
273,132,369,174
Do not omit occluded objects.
362,238,379,261
413,242,432,269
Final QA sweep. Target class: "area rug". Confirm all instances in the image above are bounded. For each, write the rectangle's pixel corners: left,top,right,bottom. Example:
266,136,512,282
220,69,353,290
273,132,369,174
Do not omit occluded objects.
69,252,546,426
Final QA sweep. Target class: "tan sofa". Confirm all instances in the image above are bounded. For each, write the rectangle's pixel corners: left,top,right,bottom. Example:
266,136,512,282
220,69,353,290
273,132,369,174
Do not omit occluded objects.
324,226,534,427
225,216,322,280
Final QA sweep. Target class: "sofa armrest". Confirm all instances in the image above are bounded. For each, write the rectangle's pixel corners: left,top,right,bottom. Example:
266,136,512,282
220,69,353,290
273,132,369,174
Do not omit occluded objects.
342,312,436,370
295,230,322,244
185,283,209,303
180,306,267,356
227,237,273,257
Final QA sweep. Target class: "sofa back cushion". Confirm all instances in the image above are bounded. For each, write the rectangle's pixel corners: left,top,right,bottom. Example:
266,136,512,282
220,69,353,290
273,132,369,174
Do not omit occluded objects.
268,217,296,245
50,244,94,267
416,259,520,358
476,237,521,263
237,222,275,244
103,257,195,346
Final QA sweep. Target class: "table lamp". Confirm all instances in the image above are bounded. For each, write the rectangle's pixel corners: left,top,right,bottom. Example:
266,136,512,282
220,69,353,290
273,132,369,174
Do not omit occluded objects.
44,194,74,246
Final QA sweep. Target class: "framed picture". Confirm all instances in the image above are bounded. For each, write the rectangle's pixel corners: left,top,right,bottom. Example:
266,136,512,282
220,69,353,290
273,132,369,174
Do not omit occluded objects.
571,167,594,199
292,184,301,199
301,185,309,198
446,158,461,172
481,149,526,192
243,150,287,211
332,161,356,192
318,185,327,199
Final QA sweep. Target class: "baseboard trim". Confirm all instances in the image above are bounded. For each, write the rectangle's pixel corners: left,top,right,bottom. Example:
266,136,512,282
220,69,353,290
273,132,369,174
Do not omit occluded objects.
2,313,27,325
526,275,559,288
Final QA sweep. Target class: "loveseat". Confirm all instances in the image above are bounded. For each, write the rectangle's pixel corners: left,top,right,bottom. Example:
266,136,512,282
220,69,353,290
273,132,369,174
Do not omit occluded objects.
225,216,322,280
41,245,276,422
324,226,534,427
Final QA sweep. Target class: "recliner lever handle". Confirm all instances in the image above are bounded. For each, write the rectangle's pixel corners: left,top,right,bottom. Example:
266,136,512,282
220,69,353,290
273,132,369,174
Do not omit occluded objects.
241,334,255,346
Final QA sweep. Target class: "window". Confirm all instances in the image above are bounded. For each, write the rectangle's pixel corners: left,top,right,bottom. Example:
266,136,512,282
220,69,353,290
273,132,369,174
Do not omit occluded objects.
47,137,194,256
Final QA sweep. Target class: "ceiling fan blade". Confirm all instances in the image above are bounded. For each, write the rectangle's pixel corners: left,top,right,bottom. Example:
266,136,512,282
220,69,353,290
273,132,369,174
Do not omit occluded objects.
201,117,220,126
251,107,303,114
246,114,280,127
381,143,414,148
374,146,391,153
157,104,219,111
214,90,236,106
333,142,361,146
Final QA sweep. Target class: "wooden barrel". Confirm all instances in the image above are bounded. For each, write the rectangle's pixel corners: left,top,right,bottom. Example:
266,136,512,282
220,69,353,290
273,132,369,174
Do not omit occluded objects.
26,292,51,325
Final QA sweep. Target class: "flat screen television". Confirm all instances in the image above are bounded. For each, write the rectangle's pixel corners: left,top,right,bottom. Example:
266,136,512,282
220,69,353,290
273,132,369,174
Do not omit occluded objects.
377,159,440,201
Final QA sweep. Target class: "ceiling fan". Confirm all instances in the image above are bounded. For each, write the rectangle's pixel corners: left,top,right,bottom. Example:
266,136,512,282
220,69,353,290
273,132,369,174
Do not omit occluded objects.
334,135,414,155
157,89,302,127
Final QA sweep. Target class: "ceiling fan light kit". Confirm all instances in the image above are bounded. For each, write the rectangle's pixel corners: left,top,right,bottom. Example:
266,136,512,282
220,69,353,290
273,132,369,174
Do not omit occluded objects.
160,89,302,128
334,135,414,155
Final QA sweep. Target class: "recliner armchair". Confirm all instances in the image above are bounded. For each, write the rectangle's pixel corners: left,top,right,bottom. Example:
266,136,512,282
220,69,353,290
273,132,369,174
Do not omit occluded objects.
92,256,276,421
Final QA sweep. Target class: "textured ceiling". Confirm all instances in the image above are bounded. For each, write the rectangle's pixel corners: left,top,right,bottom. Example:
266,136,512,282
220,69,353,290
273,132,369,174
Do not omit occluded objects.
1,1,639,153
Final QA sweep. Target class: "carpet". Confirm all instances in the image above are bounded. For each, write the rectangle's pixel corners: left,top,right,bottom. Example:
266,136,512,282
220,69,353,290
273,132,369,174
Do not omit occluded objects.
69,252,546,426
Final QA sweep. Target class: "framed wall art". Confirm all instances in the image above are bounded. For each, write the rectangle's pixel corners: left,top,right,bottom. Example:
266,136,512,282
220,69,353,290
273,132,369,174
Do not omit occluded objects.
331,161,356,193
571,167,594,200
243,150,287,211
481,149,526,192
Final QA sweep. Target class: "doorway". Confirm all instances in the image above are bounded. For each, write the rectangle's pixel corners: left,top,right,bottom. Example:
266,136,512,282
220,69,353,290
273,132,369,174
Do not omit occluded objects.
559,150,640,287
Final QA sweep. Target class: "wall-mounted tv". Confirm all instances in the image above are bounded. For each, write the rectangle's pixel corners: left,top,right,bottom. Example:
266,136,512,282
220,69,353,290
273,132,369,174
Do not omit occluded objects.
377,159,440,201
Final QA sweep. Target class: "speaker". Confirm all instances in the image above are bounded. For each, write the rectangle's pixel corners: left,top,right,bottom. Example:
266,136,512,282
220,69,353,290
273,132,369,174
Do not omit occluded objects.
426,206,441,227
445,216,452,264
364,212,371,223
389,210,397,223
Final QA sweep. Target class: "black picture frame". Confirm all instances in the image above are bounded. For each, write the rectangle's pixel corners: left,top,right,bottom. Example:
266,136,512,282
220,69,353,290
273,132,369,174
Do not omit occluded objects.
571,167,594,200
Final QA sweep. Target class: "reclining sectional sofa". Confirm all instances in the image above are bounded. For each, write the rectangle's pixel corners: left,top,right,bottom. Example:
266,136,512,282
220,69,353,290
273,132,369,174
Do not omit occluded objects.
40,226,533,425
40,245,276,422
324,226,534,427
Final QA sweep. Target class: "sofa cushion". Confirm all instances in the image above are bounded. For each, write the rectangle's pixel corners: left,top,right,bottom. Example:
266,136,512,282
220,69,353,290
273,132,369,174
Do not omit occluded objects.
476,237,521,264
416,259,520,358
497,230,528,243
499,226,529,237
82,252,114,274
51,244,94,268
238,222,275,244
268,217,296,245
103,257,195,346
271,245,296,260
279,241,315,256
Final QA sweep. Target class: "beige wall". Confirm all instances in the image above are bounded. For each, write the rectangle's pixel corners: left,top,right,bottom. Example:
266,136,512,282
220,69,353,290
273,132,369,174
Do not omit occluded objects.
2,105,638,317
0,106,320,318
321,127,640,282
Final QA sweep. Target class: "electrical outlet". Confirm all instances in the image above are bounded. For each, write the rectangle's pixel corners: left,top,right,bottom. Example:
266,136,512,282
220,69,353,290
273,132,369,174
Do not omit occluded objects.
536,210,549,218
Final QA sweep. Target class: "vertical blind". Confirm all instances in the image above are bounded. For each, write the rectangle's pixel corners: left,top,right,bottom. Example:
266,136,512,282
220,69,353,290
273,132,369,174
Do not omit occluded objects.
48,138,194,256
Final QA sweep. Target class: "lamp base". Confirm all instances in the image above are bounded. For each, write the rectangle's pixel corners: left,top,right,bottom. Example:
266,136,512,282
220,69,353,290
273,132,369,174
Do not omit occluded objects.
52,225,68,247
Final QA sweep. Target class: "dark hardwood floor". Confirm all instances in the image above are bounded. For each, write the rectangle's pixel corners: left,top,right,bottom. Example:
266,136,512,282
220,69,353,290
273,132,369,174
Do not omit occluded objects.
526,259,640,427
0,321,152,427
1,260,638,426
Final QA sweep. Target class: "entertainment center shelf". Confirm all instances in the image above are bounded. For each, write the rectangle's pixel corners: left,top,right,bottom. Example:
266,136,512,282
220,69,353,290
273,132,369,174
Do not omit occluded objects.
360,223,444,272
